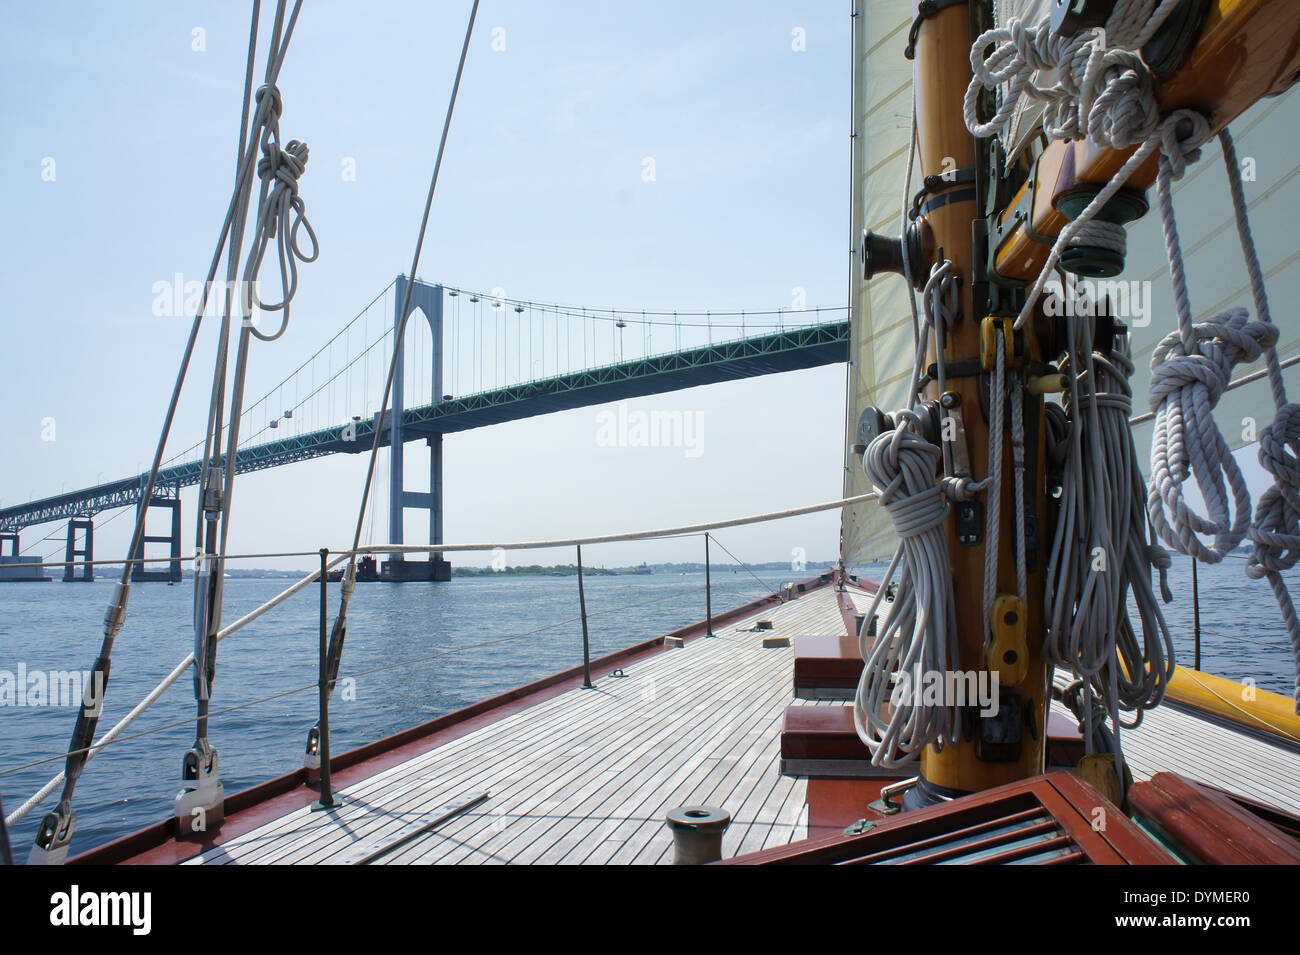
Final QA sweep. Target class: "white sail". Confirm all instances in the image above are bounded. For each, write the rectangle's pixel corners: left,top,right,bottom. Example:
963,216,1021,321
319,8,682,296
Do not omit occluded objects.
840,1,917,567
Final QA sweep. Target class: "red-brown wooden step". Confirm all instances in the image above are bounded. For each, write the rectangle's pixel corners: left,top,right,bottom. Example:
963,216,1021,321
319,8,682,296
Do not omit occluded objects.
1046,712,1085,768
779,704,892,778
793,634,864,699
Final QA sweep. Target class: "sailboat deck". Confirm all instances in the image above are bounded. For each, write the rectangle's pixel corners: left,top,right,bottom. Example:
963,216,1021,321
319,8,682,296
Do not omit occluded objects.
180,583,862,865
153,581,1300,865
1080,692,1300,816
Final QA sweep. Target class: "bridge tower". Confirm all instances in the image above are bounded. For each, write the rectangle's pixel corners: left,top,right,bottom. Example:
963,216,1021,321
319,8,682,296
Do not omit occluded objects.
63,517,94,582
385,275,450,582
130,493,182,583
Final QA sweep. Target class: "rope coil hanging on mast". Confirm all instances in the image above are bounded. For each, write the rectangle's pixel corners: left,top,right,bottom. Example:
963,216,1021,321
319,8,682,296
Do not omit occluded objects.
853,411,963,768
956,0,1209,782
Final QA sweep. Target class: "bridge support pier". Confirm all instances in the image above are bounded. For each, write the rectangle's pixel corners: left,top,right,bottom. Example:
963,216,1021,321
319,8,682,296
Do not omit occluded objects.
0,531,47,581
63,518,94,582
385,275,450,583
130,496,182,583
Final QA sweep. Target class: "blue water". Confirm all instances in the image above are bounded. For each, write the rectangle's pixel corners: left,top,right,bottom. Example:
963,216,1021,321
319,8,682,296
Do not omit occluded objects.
0,554,1295,856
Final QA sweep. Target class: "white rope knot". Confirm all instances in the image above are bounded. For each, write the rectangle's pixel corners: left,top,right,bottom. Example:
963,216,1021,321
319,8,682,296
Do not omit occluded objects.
254,83,282,120
863,414,949,538
1248,403,1300,578
1148,310,1276,562
258,137,309,198
1155,109,1211,180
1148,310,1278,411
1081,52,1159,148
1145,543,1174,603
241,84,319,341
942,474,988,502
964,1,1181,150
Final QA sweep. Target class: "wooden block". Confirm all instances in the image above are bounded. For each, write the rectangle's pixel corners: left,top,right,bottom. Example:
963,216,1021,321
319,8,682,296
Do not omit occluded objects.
780,706,870,761
762,634,791,648
1046,711,1085,768
793,634,864,697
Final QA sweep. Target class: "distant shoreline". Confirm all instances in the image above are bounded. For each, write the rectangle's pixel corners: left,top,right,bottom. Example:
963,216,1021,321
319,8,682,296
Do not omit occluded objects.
145,560,843,581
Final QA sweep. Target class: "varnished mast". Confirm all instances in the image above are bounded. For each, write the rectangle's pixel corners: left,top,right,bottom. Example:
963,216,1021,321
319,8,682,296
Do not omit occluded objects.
911,2,1051,795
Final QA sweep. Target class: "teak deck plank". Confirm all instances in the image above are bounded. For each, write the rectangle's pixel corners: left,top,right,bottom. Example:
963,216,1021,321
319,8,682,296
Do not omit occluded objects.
187,583,844,866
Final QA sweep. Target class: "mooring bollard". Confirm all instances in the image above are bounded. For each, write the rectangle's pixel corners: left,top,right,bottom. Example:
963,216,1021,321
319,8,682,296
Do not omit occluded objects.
665,805,731,864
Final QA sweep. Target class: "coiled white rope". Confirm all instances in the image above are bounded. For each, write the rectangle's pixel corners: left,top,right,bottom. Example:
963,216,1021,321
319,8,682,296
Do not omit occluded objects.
1046,305,1176,732
965,0,1181,147
966,1,1192,331
853,411,963,767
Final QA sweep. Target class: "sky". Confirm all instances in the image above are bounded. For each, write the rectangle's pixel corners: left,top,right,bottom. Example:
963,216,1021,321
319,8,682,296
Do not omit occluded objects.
0,1,855,573
0,1,1283,579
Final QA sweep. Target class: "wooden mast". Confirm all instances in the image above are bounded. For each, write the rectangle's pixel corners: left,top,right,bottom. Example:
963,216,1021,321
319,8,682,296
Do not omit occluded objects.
912,2,1051,794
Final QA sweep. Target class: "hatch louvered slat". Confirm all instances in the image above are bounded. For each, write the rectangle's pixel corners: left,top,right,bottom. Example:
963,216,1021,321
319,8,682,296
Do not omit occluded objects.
839,808,1048,864
725,773,1174,865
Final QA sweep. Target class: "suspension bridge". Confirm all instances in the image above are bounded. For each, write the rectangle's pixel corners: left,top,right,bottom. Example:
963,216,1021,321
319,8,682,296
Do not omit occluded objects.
0,277,849,582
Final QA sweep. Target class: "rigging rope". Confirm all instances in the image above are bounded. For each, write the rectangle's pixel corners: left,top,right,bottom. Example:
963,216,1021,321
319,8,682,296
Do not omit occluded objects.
325,0,482,727
968,0,1300,712
189,0,315,813
29,0,308,861
1143,130,1300,709
853,411,962,767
